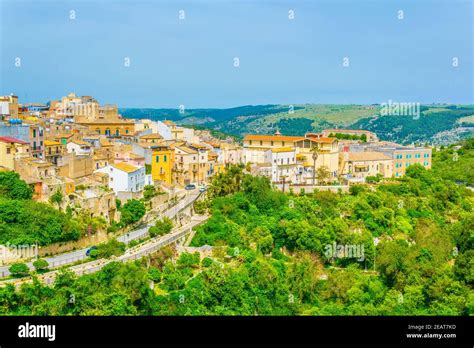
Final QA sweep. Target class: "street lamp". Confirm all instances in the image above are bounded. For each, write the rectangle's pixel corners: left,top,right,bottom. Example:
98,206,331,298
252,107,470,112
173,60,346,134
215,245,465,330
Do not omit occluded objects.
373,237,380,271
311,144,320,185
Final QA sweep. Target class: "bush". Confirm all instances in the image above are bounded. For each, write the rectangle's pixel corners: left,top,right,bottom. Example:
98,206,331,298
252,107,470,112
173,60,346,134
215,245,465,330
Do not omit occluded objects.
95,239,126,258
149,217,173,238
120,199,145,226
32,259,49,272
148,267,162,282
201,257,213,267
9,263,29,277
177,252,200,269
0,172,33,200
143,185,156,201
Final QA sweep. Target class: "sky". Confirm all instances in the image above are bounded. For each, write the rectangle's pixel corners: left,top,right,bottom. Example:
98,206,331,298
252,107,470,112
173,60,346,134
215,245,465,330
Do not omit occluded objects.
0,0,472,108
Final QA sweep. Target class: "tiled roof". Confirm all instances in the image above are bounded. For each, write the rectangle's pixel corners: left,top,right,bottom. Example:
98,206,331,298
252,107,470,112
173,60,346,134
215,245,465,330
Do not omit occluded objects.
271,147,295,153
0,136,28,144
244,135,304,142
111,162,141,173
348,151,392,162
44,140,61,146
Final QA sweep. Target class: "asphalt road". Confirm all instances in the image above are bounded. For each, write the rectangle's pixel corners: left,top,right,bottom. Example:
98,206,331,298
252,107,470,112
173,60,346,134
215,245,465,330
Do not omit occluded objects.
0,191,201,277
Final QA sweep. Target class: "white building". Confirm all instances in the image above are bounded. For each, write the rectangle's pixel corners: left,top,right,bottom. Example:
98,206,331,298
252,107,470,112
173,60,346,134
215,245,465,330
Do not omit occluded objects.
96,162,146,193
154,121,173,140
67,140,92,156
263,147,298,183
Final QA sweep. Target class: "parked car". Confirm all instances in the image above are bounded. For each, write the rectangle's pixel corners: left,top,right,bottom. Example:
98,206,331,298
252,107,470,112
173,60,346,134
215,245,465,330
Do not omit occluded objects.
199,185,207,192
85,246,97,256
185,184,196,190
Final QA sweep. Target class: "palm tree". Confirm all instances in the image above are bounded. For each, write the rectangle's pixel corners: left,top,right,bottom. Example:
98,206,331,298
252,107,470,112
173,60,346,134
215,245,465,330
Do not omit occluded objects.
311,144,320,185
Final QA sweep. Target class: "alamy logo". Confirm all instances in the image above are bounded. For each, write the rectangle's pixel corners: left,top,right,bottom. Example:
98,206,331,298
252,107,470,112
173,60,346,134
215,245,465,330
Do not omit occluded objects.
324,242,365,262
18,322,56,341
380,99,420,120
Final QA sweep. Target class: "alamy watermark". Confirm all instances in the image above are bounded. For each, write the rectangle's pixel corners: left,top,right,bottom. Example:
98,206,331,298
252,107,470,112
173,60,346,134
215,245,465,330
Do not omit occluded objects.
324,242,365,262
0,243,38,261
380,99,420,120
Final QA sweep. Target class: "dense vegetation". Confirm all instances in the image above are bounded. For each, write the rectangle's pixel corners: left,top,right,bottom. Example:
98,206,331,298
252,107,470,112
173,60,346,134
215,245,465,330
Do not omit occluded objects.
1,140,472,316
122,104,473,145
431,138,474,186
328,132,367,142
352,106,474,145
0,172,84,246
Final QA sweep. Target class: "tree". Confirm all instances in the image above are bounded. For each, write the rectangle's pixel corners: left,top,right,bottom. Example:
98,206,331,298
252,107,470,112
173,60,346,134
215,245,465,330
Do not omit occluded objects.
148,267,162,282
120,199,146,226
143,185,156,201
311,144,320,185
9,263,29,277
316,166,330,185
49,189,63,209
33,259,49,272
0,171,33,200
149,217,173,237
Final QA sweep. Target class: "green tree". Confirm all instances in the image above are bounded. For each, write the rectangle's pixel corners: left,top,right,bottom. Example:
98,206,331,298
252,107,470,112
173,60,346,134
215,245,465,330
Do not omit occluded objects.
0,172,33,200
143,185,156,201
149,217,173,238
120,199,146,226
49,189,63,209
316,165,331,185
9,263,29,277
32,259,49,272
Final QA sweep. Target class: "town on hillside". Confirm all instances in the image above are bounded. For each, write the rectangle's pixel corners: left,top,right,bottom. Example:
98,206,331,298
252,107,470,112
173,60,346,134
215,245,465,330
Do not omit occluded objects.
0,92,433,219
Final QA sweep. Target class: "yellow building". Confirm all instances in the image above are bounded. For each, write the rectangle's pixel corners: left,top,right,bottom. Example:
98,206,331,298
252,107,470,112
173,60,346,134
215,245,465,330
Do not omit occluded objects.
151,145,174,184
139,133,163,144
77,120,135,137
44,140,65,164
0,136,30,170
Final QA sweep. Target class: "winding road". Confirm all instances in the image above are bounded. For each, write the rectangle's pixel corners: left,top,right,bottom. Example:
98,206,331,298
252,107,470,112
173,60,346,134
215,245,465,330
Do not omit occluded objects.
0,191,202,278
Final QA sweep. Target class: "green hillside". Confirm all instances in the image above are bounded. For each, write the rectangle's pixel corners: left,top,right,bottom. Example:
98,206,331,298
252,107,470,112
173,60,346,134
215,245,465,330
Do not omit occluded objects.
121,104,474,145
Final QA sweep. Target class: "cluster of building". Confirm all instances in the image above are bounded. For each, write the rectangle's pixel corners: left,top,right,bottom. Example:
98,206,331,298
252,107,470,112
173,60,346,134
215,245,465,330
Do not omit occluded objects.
0,93,240,223
243,129,431,186
0,93,432,222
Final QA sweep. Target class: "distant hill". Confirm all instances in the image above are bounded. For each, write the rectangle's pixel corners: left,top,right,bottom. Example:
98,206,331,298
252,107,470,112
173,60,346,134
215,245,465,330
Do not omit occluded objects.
120,104,474,145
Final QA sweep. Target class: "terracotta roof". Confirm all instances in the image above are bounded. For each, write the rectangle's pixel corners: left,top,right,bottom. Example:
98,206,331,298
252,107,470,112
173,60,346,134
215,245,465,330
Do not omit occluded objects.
244,135,304,142
303,134,337,143
140,133,163,139
71,140,90,146
55,133,74,138
175,146,197,154
348,152,392,162
44,140,61,146
0,136,28,144
111,162,141,173
271,147,295,153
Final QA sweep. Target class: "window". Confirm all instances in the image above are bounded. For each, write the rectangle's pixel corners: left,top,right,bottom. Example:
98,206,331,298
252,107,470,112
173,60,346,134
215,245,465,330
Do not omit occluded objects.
33,129,36,137
126,129,129,134
271,141,274,146
33,141,37,150
115,129,119,136
249,140,252,145
406,163,409,167
6,148,10,154
260,141,263,146
155,155,159,163
96,128,100,134
164,155,167,162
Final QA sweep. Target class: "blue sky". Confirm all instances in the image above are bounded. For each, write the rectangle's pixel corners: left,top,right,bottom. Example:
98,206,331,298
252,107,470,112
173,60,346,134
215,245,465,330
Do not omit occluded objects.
0,0,472,108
